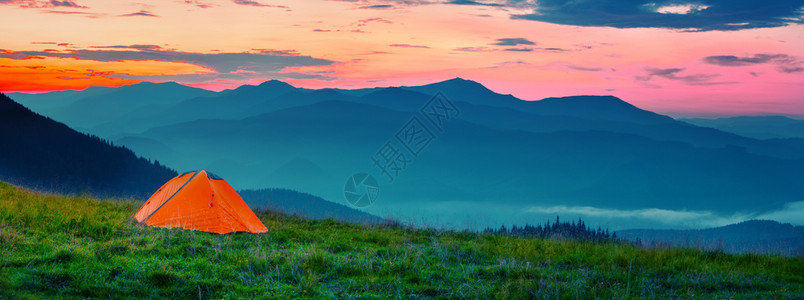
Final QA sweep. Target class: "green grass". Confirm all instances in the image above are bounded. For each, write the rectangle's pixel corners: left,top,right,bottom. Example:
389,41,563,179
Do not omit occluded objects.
0,181,801,299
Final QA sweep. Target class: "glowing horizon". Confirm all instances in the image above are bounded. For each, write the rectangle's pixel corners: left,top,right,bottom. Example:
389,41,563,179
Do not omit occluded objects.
1,0,802,117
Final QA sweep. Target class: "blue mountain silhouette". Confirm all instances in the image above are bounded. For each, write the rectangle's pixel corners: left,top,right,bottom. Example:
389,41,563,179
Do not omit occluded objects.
10,79,804,228
0,92,177,198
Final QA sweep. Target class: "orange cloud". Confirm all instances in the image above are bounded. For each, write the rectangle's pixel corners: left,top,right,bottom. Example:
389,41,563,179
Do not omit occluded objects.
0,56,212,92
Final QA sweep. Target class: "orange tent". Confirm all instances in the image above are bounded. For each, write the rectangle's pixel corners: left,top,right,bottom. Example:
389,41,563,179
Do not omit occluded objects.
134,170,268,234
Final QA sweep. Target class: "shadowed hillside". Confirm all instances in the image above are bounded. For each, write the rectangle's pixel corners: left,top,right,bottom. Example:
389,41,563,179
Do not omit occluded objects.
618,220,804,256
239,188,385,224
0,93,177,199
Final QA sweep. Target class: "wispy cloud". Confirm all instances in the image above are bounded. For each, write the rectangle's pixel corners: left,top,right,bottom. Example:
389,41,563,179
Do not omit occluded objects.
360,4,393,9
446,0,502,7
756,201,804,225
355,17,393,26
44,10,99,17
184,0,213,8
492,38,535,46
453,46,494,52
527,201,804,227
49,0,86,8
567,65,604,72
389,44,430,48
121,10,158,17
232,0,288,8
1,0,88,8
635,67,736,86
705,54,789,66
704,53,803,73
90,44,164,51
329,0,433,8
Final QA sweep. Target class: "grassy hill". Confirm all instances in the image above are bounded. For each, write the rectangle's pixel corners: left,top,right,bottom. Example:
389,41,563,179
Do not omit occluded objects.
0,181,801,298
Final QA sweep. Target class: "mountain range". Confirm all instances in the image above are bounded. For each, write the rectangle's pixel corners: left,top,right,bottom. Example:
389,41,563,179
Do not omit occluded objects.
617,220,803,256
8,79,804,229
681,116,804,140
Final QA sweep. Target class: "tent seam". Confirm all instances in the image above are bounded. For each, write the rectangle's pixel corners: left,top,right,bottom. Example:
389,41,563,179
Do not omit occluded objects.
139,171,201,224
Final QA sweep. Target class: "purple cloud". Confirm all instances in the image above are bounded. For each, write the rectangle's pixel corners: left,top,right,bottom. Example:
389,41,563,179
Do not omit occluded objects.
453,46,494,52
90,45,164,51
329,0,433,7
503,48,533,52
446,0,502,7
566,65,604,72
233,0,288,8
1,0,87,8
635,67,737,86
50,0,85,8
703,53,803,73
389,44,430,49
360,4,393,9
492,38,535,46
355,17,393,26
184,0,213,8
121,10,158,17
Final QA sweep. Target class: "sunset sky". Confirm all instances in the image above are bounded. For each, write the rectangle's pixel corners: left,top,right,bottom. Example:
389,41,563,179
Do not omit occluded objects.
1,0,802,116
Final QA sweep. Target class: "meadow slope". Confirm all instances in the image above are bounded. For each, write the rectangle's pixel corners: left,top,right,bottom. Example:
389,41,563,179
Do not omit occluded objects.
0,181,801,298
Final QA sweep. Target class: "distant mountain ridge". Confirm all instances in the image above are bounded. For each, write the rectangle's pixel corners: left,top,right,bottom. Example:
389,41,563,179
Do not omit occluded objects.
239,188,385,224
16,78,801,160
127,99,803,216
681,116,804,139
8,79,804,229
0,93,177,198
618,220,803,256
9,82,217,139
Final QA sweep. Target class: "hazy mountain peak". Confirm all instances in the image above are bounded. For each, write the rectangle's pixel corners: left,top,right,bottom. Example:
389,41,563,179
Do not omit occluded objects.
541,95,629,104
258,79,295,89
368,86,425,96
228,79,297,95
442,77,472,83
126,81,182,88
431,77,488,90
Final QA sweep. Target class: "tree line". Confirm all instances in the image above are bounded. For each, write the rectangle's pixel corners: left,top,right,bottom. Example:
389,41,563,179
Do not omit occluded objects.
483,216,618,242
